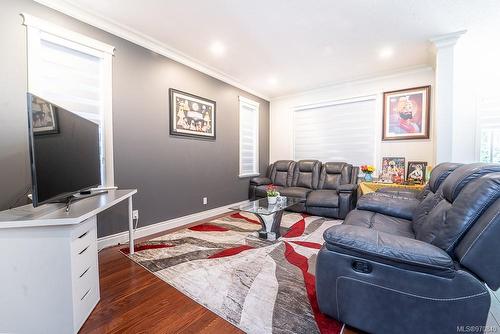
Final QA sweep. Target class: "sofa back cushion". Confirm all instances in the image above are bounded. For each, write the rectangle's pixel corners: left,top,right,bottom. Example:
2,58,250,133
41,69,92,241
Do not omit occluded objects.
291,160,321,189
319,162,353,190
428,162,463,193
414,165,500,255
455,194,500,290
270,160,295,187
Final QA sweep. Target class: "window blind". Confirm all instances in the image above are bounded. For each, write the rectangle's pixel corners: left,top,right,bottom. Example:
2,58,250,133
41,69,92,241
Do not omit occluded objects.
477,95,500,163
239,99,259,176
294,98,376,167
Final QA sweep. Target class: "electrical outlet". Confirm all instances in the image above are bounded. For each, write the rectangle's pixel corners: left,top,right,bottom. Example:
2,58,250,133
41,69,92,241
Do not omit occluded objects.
132,210,139,220
203,197,208,205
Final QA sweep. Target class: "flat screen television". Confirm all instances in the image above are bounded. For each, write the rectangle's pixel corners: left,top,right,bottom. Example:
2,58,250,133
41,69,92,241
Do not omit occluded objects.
27,93,101,207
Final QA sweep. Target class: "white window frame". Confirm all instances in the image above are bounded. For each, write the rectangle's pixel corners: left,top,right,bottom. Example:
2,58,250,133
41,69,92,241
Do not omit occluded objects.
22,13,116,187
239,96,260,178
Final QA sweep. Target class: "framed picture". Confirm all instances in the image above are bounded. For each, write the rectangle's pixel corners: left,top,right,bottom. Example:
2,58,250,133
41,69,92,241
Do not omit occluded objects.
31,96,59,135
382,85,430,140
169,88,216,140
407,161,428,185
380,157,405,183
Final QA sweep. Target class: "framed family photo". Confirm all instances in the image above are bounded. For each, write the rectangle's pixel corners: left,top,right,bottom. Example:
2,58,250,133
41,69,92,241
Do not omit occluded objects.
31,95,59,135
169,88,216,140
382,85,430,141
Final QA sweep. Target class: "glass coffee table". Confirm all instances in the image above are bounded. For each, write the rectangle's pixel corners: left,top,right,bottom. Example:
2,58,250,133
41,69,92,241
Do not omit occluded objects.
229,197,304,240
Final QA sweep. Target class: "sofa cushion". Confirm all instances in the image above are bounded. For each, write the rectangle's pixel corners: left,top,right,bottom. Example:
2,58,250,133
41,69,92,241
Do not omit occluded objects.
291,160,321,189
428,162,463,193
343,209,415,239
255,185,283,198
318,162,352,190
356,192,420,220
306,190,339,208
280,187,311,200
270,160,295,187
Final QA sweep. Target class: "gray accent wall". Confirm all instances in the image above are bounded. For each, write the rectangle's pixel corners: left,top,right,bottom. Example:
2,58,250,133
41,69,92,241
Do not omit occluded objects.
0,0,270,237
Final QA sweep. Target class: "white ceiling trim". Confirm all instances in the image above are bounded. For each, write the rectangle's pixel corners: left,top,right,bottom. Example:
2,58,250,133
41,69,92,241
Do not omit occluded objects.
271,64,434,101
32,0,270,101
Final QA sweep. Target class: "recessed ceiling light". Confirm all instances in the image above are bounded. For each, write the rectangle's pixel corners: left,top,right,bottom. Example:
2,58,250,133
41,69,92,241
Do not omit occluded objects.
379,47,394,59
210,41,226,56
268,77,278,85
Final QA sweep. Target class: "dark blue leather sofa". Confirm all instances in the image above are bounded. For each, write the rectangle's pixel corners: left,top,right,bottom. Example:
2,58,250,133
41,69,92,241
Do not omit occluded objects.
316,163,500,333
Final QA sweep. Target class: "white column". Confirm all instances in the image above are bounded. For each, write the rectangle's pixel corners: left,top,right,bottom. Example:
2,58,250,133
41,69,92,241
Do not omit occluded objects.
430,30,466,164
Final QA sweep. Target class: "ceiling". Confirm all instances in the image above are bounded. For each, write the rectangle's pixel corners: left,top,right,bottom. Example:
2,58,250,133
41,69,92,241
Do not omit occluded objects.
43,0,500,99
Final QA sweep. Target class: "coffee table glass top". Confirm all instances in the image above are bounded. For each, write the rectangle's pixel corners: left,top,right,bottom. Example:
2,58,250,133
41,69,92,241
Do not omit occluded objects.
229,197,304,216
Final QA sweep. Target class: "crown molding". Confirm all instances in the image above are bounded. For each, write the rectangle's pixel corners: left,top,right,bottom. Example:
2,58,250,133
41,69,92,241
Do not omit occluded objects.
32,0,270,101
430,30,467,49
271,64,434,101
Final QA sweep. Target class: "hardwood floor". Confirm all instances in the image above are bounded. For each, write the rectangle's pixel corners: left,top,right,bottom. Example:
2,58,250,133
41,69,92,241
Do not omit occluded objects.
77,214,360,334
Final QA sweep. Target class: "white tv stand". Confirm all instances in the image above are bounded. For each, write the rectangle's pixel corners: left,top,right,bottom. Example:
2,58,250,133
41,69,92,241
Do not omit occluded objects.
0,189,137,334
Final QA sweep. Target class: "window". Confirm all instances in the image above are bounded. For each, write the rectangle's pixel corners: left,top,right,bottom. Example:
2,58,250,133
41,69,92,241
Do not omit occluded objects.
239,96,259,177
23,14,115,186
477,95,500,163
293,97,376,167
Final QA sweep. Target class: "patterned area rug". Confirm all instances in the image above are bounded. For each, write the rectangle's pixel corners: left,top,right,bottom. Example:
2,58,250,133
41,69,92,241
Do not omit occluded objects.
122,211,343,334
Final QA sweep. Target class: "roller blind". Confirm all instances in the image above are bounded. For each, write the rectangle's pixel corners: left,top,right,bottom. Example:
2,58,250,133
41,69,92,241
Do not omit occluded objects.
477,95,500,163
294,98,376,167
25,14,114,186
239,97,259,177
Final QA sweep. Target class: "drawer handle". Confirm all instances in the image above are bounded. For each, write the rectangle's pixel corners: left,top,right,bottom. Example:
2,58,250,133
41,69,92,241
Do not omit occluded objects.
79,245,90,255
80,266,91,278
78,231,89,239
81,288,91,301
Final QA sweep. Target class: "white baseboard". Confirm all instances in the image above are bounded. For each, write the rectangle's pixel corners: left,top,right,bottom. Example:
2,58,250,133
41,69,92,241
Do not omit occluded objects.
97,200,249,250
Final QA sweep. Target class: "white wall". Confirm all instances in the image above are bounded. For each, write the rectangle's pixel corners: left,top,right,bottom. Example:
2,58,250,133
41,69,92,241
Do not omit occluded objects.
452,22,500,163
270,67,436,172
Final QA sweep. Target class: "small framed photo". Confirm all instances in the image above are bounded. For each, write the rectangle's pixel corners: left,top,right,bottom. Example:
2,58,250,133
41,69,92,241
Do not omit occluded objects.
380,157,405,183
407,161,428,185
382,85,430,141
31,96,59,135
169,88,216,140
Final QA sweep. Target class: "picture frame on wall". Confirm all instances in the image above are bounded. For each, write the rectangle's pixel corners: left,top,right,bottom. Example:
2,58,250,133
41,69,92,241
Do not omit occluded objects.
407,161,428,185
380,157,405,183
382,85,431,141
169,88,216,140
31,95,59,135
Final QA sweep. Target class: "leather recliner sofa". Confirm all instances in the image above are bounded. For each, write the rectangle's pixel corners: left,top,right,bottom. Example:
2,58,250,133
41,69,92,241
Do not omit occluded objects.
249,160,359,219
315,163,500,333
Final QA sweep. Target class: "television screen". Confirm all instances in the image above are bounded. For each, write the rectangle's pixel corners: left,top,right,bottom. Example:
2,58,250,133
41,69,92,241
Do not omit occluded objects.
27,93,101,207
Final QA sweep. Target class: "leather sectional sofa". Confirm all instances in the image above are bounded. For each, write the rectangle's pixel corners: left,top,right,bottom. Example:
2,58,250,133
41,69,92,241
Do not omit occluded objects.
249,160,359,219
316,163,500,333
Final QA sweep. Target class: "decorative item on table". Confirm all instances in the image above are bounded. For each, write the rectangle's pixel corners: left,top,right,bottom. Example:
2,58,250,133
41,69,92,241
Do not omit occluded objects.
266,185,280,205
360,165,375,182
380,157,405,183
407,161,428,185
169,88,216,140
382,86,431,141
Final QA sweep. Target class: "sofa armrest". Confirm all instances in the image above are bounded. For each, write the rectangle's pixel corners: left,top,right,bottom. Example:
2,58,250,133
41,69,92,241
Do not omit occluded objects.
323,225,455,275
356,193,419,220
250,177,272,186
337,184,358,193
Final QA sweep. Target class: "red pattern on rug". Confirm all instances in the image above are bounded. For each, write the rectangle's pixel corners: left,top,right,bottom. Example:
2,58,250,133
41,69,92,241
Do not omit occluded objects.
208,245,255,259
230,212,261,225
284,242,342,334
283,218,306,238
189,223,229,232
290,241,322,249
120,243,174,254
